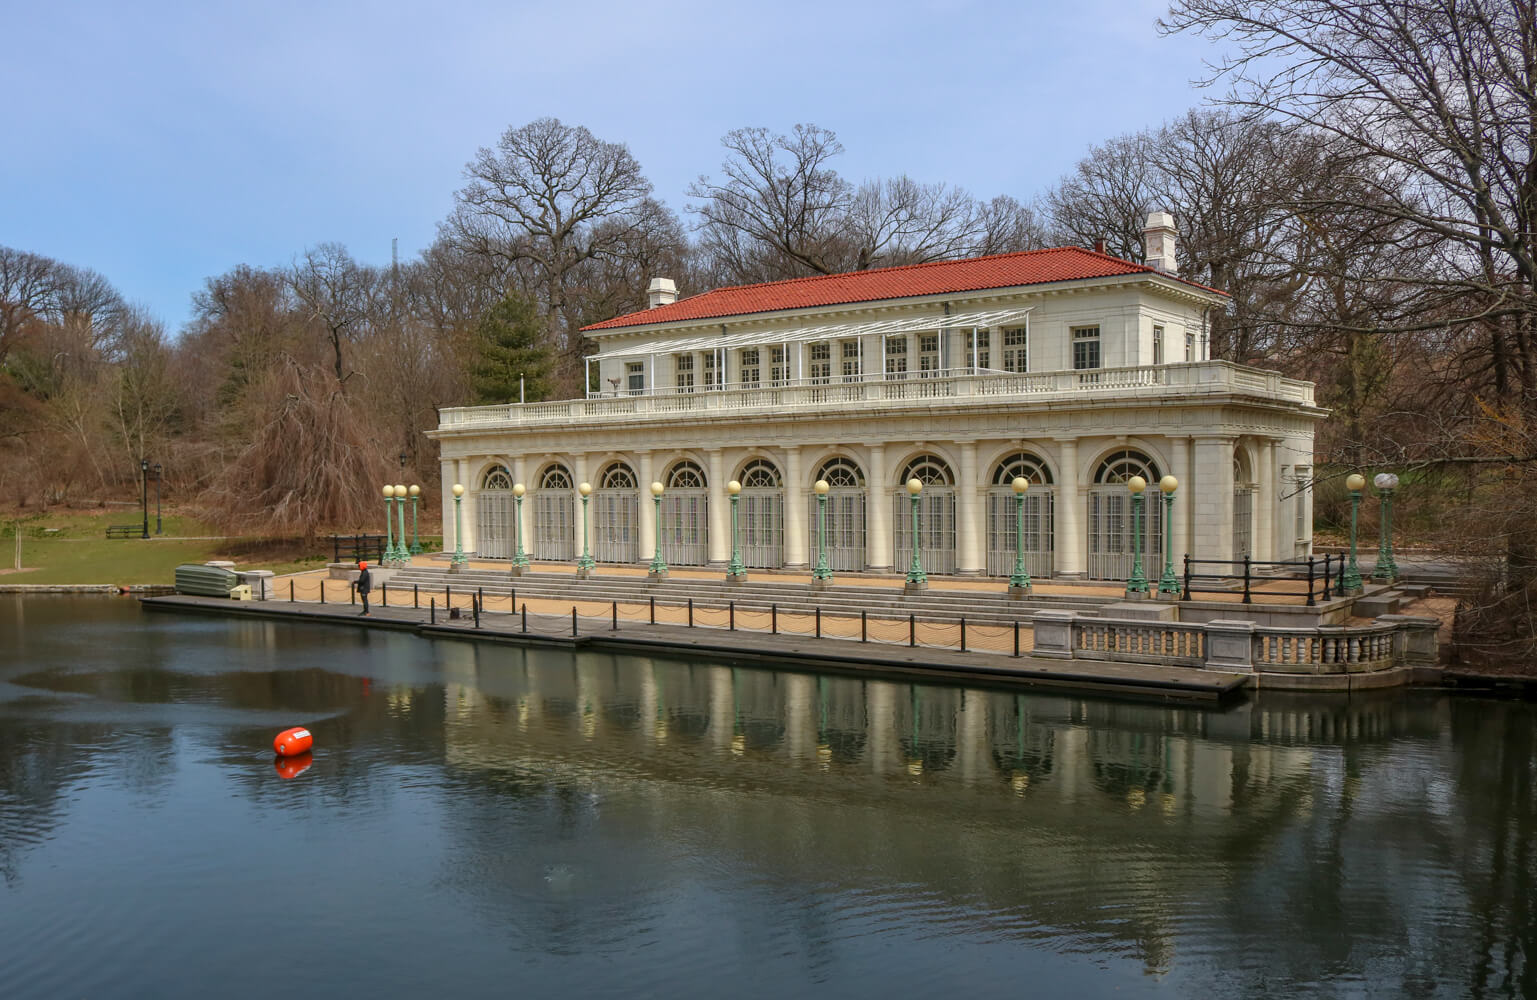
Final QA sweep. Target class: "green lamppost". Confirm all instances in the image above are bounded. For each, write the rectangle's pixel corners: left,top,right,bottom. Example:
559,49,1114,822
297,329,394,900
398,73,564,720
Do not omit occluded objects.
1125,475,1149,595
648,481,668,579
1372,472,1399,583
1157,475,1181,597
408,484,423,555
576,482,595,578
1340,472,1366,594
511,483,529,574
812,479,833,588
450,483,467,571
1008,476,1032,596
904,478,927,592
382,484,396,563
394,484,408,565
726,480,746,583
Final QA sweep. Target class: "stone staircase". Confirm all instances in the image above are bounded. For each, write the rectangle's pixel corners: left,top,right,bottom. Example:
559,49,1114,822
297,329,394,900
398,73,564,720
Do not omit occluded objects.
385,566,1115,627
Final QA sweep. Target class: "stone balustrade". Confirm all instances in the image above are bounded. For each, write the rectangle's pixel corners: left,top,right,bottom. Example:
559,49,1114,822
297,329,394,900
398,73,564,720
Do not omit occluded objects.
1031,610,1440,676
437,360,1316,432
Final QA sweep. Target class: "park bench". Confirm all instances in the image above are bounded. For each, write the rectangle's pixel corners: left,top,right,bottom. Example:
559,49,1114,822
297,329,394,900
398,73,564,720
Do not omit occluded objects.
331,533,386,563
105,525,140,538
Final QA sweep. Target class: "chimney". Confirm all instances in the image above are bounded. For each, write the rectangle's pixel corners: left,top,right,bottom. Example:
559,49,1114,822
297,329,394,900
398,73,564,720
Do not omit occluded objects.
1142,212,1178,274
647,277,677,309
1093,239,1105,254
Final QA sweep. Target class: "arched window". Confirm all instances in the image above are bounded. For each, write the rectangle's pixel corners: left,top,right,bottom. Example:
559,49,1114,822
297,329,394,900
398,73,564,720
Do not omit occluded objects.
816,457,864,488
992,452,1053,486
599,461,636,490
738,459,781,488
540,464,572,490
1094,449,1161,485
900,454,954,486
481,465,513,490
667,460,707,489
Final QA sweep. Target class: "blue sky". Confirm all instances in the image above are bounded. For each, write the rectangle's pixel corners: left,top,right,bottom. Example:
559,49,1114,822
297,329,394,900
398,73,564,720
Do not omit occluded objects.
1,0,1225,333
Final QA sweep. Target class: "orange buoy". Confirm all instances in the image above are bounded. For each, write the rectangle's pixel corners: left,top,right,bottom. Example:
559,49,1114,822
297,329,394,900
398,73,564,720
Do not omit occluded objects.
274,752,313,779
273,727,313,757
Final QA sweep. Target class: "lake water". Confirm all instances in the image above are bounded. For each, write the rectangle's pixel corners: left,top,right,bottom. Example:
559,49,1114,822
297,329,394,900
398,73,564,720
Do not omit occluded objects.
0,595,1531,998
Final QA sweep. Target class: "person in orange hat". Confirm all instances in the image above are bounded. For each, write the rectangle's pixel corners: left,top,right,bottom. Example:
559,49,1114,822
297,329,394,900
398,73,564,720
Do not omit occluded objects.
356,560,373,616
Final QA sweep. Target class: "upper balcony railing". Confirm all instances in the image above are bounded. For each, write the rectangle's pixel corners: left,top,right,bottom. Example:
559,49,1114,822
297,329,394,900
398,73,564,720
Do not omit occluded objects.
436,361,1316,431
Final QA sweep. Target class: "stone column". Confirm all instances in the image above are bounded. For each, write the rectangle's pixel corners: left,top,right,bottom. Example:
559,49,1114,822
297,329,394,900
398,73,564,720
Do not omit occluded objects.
637,450,656,564
512,454,530,559
1168,437,1192,570
456,457,475,552
866,444,892,572
1054,439,1084,578
1255,439,1277,562
1193,436,1236,563
707,448,729,565
956,441,983,574
784,445,807,568
570,452,589,560
440,459,456,554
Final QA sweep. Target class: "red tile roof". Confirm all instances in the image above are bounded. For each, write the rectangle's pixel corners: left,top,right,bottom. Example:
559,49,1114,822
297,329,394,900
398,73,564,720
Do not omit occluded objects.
583,246,1224,332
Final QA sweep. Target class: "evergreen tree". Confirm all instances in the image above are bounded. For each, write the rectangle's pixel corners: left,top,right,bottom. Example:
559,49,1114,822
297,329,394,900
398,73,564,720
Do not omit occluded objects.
469,293,552,404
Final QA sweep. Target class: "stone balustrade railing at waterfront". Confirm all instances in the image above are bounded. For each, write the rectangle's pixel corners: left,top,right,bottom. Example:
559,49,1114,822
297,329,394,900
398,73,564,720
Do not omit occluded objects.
437,360,1317,431
1033,611,1439,676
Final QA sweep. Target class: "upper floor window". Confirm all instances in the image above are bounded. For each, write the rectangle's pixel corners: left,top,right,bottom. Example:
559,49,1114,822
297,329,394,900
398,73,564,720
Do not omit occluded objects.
965,329,990,370
809,342,831,384
884,335,908,379
1072,326,1101,370
1153,325,1164,365
770,346,787,386
918,333,940,374
841,340,860,380
702,351,719,389
626,361,645,394
674,352,694,392
740,348,761,387
1003,327,1028,373
1185,332,1195,362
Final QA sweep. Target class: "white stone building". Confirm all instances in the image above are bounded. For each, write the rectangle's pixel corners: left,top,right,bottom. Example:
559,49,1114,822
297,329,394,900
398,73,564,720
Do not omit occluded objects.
428,216,1324,581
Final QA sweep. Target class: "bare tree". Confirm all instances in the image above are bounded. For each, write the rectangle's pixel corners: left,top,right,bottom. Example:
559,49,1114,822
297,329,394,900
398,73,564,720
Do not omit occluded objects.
0,247,57,368
289,243,374,385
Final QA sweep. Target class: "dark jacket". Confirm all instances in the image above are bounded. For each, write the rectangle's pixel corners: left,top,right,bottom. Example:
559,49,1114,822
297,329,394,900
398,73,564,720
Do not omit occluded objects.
356,568,373,594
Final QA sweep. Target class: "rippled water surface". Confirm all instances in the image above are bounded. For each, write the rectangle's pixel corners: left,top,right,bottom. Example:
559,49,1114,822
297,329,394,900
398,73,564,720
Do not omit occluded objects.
0,596,1532,998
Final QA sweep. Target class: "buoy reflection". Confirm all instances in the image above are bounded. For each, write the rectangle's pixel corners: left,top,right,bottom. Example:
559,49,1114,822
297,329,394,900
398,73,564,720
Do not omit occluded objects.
274,752,313,779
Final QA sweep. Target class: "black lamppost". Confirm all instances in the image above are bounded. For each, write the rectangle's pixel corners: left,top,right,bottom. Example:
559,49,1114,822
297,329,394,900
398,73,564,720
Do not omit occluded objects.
140,459,149,539
152,463,163,535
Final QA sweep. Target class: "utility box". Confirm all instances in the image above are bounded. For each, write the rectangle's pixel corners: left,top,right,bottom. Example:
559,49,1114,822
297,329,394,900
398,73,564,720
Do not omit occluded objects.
230,584,253,601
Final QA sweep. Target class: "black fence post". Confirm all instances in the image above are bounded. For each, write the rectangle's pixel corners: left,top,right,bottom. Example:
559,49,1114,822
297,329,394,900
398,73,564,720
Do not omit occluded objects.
1335,553,1346,598
1182,554,1192,601
909,614,916,648
350,582,355,605
571,606,577,638
414,583,419,609
1013,621,1020,657
474,597,480,629
688,598,693,628
446,584,451,609
1242,556,1252,604
381,582,387,608
289,580,294,603
521,604,527,633
1305,557,1317,606
772,604,777,634
612,600,617,631
1322,554,1333,600
815,607,821,638
960,617,966,652
730,601,735,631
861,609,867,643
332,537,340,562
477,587,483,613
430,598,435,625
650,595,655,625
511,586,517,612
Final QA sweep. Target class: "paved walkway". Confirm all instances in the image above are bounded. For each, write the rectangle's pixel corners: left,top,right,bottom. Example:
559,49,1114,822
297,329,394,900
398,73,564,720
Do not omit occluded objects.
141,593,1249,704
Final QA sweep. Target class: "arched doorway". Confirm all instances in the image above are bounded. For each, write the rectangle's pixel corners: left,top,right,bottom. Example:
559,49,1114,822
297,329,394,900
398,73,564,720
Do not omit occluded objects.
594,461,639,564
1233,450,1255,565
533,463,575,561
892,454,957,575
737,458,784,568
475,465,515,559
812,457,866,572
660,460,708,565
986,452,1055,578
1087,449,1163,580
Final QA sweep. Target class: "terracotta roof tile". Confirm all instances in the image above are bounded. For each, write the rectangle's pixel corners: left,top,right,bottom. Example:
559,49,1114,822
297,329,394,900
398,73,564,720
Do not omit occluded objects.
582,247,1224,332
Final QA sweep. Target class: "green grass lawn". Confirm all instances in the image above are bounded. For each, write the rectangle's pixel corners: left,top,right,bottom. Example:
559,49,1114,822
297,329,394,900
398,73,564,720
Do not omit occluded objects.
0,509,421,585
